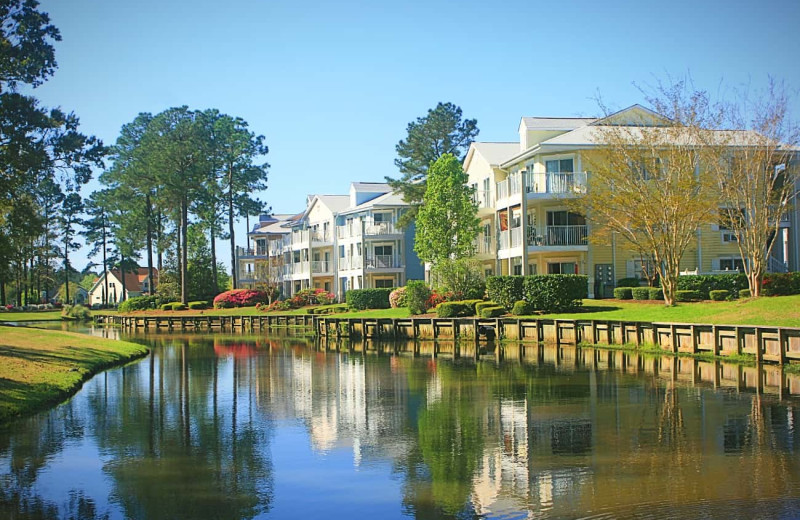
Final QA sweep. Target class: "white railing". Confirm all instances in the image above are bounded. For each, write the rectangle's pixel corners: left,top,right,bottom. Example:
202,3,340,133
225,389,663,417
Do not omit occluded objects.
366,255,401,269
311,260,331,274
499,230,510,250
524,172,588,195
311,229,332,243
364,221,397,236
472,189,494,209
339,256,363,270
769,255,789,273
509,174,521,196
337,224,362,239
526,225,588,246
476,234,493,254
236,246,268,257
291,230,309,245
496,179,509,201
510,227,522,248
283,262,309,276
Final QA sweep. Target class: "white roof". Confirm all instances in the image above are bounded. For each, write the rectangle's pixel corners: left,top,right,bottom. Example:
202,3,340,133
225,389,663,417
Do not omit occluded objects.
351,182,391,193
470,142,519,166
250,214,294,235
520,117,596,131
339,189,407,215
315,195,351,214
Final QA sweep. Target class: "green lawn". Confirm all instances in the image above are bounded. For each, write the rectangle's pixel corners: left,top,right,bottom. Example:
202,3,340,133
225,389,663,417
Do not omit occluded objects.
0,310,64,322
0,326,149,424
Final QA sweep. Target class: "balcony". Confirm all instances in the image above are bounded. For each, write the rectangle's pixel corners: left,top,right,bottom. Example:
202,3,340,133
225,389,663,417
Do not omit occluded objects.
476,234,493,255
364,221,398,236
311,260,332,274
282,262,310,276
236,246,268,258
525,172,587,196
366,255,402,269
290,230,309,247
337,224,361,239
472,190,495,212
311,229,333,244
526,225,588,247
339,256,363,270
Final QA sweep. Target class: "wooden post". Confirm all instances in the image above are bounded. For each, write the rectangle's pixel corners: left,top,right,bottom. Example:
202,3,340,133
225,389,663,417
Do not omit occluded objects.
690,325,698,353
778,328,787,365
712,325,720,356
755,328,763,365
735,326,743,355
590,320,597,345
670,324,678,353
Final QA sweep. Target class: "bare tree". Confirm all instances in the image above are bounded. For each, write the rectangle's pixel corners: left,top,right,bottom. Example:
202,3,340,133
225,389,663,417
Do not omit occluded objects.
706,80,799,297
576,85,721,305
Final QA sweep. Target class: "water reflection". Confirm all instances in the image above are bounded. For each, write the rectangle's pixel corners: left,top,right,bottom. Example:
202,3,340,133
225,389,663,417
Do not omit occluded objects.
1,330,799,519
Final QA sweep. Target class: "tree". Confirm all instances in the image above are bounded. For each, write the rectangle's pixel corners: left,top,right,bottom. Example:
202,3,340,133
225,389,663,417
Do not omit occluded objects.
414,154,480,267
83,191,114,306
576,87,720,306
57,192,83,304
387,102,478,228
0,0,60,90
202,111,269,290
707,80,800,297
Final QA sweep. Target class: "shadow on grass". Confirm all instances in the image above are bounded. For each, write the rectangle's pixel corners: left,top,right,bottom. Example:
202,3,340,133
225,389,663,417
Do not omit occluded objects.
553,305,623,314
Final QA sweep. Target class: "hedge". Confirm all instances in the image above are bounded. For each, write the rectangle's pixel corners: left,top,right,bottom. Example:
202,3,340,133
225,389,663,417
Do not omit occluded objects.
345,288,392,310
648,287,664,300
170,302,187,311
435,301,474,318
631,287,650,300
160,302,176,311
616,278,642,287
709,290,730,301
305,303,348,315
405,281,431,315
475,301,498,316
486,276,524,310
479,305,506,318
188,301,208,310
511,300,534,316
613,287,633,300
487,275,587,312
461,299,483,314
739,289,752,298
522,275,587,312
677,274,748,299
118,295,159,313
675,290,702,302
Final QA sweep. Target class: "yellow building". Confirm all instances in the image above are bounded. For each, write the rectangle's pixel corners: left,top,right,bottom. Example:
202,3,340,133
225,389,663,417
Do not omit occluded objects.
464,105,792,298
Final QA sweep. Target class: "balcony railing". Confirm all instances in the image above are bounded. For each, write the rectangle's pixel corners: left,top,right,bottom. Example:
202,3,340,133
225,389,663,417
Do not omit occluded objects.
311,229,332,243
337,224,362,239
364,221,398,236
291,230,309,245
236,246,268,258
525,172,588,195
472,190,494,209
476,234,493,254
282,262,310,276
311,260,332,274
366,255,402,269
527,225,588,246
339,256,363,270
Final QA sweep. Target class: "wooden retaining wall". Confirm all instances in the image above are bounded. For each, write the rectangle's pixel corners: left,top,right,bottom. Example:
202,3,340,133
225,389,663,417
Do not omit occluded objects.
95,313,800,367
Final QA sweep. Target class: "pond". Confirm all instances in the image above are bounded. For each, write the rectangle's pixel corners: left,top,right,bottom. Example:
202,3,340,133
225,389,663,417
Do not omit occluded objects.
1,326,799,519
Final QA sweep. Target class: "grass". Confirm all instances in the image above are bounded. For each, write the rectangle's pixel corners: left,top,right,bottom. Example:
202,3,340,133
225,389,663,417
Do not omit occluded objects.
0,325,149,424
0,310,64,322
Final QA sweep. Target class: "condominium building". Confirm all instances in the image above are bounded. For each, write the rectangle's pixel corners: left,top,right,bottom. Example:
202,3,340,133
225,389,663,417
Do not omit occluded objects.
464,105,794,298
236,182,424,300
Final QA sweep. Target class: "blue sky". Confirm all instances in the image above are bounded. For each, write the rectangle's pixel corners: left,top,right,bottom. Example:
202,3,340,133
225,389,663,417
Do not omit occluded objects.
31,0,800,270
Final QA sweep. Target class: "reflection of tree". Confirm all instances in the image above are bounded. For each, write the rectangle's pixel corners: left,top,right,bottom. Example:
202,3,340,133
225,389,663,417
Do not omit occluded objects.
657,382,685,451
85,337,274,519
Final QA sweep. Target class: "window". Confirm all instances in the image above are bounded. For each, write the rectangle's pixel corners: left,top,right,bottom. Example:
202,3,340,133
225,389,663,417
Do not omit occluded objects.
339,245,345,258
547,211,586,226
512,257,522,276
374,245,393,256
719,258,744,272
545,158,574,173
548,262,577,274
373,212,389,223
374,278,394,288
528,263,537,275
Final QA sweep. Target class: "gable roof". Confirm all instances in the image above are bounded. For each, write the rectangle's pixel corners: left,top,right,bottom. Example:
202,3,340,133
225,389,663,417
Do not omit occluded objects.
464,142,520,170
89,267,159,295
520,117,596,131
339,189,407,215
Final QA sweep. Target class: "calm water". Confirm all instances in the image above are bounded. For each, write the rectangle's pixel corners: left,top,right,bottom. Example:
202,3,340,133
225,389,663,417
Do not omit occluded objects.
2,326,800,519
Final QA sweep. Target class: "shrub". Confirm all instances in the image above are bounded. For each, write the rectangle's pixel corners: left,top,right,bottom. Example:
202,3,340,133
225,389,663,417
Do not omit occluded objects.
677,273,748,299
432,258,486,300
461,299,483,314
426,291,448,310
475,301,498,316
648,287,664,300
389,287,407,308
709,290,730,301
739,288,752,298
511,300,534,316
261,299,293,312
479,305,506,318
160,302,176,311
213,289,268,309
305,303,348,315
613,287,633,300
631,287,651,300
675,290,702,302
315,290,336,305
345,288,393,310
762,272,800,296
616,277,642,287
486,276,524,310
170,302,186,311
522,275,587,312
188,301,208,310
61,304,91,321
118,295,160,313
435,301,473,318
406,280,431,315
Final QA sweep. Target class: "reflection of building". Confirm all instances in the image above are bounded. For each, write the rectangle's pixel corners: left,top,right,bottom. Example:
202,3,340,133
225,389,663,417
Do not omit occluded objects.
235,182,424,300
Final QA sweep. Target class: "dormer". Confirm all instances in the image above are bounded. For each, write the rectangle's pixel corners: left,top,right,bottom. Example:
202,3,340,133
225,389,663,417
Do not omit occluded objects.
518,117,595,151
349,182,392,208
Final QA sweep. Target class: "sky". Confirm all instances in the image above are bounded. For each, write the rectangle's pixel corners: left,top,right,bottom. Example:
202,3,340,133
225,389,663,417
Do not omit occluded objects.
30,0,800,271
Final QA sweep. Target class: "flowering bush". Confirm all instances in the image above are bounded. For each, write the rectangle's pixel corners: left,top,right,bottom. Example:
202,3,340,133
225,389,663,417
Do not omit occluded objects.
213,289,268,309
389,287,407,308
315,290,336,305
426,291,448,310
